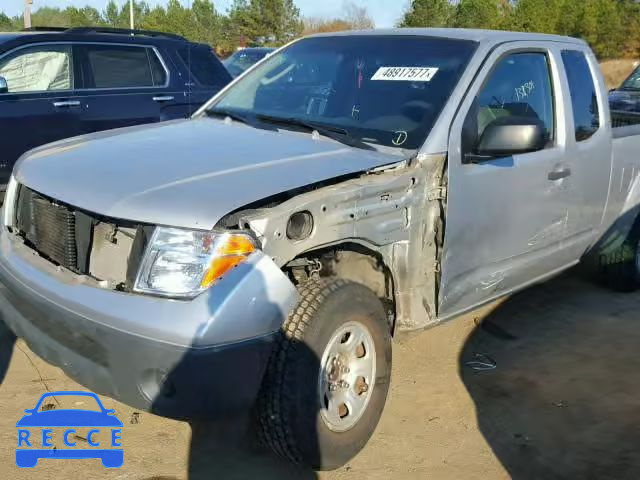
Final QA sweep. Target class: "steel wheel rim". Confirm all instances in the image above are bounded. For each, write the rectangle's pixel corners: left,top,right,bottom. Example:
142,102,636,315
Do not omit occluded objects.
318,320,376,432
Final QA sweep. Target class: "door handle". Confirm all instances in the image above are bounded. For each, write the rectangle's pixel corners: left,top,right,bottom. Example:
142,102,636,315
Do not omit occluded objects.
52,100,80,108
153,96,174,102
548,168,571,181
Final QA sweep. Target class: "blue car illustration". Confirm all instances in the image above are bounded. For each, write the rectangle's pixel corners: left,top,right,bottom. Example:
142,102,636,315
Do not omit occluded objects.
16,391,123,468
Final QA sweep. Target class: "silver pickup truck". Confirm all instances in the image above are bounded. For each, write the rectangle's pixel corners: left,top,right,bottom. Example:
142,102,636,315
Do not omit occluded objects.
1,29,640,469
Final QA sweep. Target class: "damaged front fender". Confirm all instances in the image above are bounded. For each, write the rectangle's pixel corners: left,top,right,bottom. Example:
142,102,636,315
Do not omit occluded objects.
220,153,448,331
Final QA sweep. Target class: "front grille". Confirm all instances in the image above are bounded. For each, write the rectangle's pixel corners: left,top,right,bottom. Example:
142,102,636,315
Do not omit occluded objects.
16,186,78,272
14,185,147,288
31,197,77,269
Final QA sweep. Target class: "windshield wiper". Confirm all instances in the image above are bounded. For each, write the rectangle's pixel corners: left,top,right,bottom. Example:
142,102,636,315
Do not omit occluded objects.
256,114,347,135
206,108,253,126
255,114,374,150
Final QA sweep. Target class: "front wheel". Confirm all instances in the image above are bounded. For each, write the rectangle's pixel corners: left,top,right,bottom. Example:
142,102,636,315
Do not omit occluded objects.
256,277,392,470
598,222,640,292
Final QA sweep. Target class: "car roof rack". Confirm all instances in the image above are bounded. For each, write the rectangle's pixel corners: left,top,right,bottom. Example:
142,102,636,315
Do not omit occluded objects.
65,27,187,41
22,27,69,32
21,26,187,41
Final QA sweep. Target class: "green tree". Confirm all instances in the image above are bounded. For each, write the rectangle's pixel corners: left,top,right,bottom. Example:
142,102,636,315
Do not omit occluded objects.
399,0,455,28
228,0,261,43
556,0,583,36
6,0,638,60
102,0,150,29
589,0,624,59
0,13,14,32
103,0,121,27
227,0,301,45
66,7,105,27
192,0,220,44
513,0,563,33
157,0,192,37
494,0,515,30
620,0,640,58
454,0,501,29
26,7,68,28
251,0,303,42
141,5,169,32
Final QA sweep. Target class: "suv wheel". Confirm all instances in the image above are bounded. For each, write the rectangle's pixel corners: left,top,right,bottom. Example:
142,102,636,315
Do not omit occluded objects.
599,221,640,291
256,277,392,470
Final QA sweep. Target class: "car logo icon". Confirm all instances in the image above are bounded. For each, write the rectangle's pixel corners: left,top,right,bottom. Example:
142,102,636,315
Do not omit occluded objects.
16,391,123,468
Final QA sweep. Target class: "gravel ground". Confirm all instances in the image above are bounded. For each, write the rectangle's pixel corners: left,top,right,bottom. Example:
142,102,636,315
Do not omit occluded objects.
0,271,638,479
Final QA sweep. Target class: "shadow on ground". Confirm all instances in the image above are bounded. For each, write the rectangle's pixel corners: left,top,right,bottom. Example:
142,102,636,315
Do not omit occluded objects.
146,266,318,480
460,272,640,480
185,417,316,480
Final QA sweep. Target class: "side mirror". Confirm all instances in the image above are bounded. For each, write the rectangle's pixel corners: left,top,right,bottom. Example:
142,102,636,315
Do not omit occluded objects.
0,76,7,94
466,116,546,162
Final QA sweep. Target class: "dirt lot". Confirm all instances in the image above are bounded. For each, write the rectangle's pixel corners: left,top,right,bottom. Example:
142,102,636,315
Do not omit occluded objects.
0,270,639,479
600,59,638,89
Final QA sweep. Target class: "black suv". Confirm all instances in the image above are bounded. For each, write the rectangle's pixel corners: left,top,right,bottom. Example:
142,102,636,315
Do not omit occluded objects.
0,27,232,195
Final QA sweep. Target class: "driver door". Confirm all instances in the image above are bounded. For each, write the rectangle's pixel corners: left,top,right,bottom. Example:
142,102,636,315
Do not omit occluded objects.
439,43,582,318
0,43,82,188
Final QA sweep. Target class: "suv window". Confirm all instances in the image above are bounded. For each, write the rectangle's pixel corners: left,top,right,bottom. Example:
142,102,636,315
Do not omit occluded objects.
620,65,640,91
210,36,477,150
467,52,555,152
561,50,599,141
178,45,230,87
0,44,72,93
81,45,166,89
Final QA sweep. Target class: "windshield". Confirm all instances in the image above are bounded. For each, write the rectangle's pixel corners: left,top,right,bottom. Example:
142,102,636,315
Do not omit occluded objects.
621,66,640,90
209,36,477,150
224,49,273,76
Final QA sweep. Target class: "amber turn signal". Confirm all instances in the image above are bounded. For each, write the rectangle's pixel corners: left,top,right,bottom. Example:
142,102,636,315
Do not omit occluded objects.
200,234,256,288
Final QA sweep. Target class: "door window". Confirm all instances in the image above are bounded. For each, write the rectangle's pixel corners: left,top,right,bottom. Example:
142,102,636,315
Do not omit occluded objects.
0,44,72,93
464,52,555,155
607,60,640,127
178,45,230,87
81,45,166,89
561,50,599,140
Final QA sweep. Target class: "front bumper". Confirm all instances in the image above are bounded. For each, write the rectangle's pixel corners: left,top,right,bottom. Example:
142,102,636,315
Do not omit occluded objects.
0,229,298,419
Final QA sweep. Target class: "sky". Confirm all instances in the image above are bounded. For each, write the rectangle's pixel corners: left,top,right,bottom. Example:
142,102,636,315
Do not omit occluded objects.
2,0,409,28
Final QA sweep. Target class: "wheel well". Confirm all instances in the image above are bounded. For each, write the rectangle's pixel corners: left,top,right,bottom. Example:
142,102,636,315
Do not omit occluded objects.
284,243,397,333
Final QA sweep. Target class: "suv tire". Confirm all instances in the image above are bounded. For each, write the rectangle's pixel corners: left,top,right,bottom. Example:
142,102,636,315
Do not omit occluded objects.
256,277,392,470
599,221,640,291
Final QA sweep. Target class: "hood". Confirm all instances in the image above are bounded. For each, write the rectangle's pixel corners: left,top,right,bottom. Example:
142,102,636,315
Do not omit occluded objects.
609,89,640,111
15,118,402,230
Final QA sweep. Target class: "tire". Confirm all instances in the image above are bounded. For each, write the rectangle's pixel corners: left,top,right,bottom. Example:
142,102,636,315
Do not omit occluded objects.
599,221,640,292
256,277,392,470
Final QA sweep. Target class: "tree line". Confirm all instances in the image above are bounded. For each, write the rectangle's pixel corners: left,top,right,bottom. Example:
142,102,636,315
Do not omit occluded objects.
401,0,640,59
0,0,304,55
1,0,639,59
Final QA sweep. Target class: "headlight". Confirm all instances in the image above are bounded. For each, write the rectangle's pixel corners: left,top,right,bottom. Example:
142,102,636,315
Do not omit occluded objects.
2,176,18,227
134,227,257,298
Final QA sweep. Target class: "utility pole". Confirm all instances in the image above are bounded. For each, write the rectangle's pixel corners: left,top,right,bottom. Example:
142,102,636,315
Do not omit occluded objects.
24,0,32,29
129,0,134,30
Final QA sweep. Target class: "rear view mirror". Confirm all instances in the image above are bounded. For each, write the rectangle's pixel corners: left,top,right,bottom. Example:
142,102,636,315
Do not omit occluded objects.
466,116,546,163
0,76,7,94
